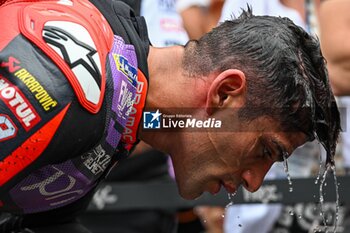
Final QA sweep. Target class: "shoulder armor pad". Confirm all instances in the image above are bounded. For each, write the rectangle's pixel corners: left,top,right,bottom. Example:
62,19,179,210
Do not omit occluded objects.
17,0,113,113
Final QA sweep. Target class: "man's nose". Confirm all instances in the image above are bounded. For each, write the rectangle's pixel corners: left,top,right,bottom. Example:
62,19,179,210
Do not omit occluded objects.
241,166,271,192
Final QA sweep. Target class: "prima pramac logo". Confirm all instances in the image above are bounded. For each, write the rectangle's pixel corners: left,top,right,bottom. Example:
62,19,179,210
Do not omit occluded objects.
143,109,222,130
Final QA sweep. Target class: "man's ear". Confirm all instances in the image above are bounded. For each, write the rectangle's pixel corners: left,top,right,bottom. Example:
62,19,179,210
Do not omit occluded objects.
206,69,246,115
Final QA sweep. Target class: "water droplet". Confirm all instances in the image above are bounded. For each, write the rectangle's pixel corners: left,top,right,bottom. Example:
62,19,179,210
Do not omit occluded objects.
315,163,339,233
319,164,330,233
225,191,237,210
315,153,323,185
331,164,340,233
282,153,293,193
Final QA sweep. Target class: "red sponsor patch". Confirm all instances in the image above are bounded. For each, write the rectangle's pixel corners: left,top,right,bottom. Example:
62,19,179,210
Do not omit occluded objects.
0,75,41,131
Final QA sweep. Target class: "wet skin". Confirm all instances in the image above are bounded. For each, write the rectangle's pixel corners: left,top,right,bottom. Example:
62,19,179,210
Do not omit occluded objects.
170,116,308,200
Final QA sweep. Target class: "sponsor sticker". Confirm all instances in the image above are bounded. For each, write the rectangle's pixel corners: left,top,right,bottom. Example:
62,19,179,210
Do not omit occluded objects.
14,68,58,112
0,76,41,131
113,54,138,87
10,161,93,213
106,35,138,149
1,56,58,112
81,144,111,176
0,114,17,142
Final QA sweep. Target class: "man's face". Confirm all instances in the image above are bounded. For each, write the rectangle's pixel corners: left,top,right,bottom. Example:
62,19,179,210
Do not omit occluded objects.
171,115,308,200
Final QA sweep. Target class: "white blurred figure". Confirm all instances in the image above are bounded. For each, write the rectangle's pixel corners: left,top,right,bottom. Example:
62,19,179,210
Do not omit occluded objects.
141,0,189,47
175,0,224,39
219,0,305,29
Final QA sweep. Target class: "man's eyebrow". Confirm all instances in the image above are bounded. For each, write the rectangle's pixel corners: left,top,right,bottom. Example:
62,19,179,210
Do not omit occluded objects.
271,139,288,162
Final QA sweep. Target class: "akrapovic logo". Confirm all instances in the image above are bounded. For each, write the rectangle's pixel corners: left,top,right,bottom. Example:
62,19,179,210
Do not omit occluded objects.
143,109,222,130
14,68,58,112
1,56,58,112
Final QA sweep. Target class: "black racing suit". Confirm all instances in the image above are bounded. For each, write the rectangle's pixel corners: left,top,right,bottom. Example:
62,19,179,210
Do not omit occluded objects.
0,0,149,231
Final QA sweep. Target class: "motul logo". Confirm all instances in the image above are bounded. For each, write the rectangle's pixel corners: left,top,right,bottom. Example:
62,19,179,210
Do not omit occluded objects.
0,76,40,131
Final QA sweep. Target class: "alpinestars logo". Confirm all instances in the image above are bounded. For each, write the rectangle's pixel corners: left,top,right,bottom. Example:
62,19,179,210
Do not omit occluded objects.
42,21,102,105
43,26,100,80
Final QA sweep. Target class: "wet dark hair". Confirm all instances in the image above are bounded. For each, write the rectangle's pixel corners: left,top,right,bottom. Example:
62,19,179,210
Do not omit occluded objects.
183,7,341,164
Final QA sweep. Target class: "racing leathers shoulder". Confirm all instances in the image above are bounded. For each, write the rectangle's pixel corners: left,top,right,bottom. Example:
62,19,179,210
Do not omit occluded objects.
0,0,149,216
